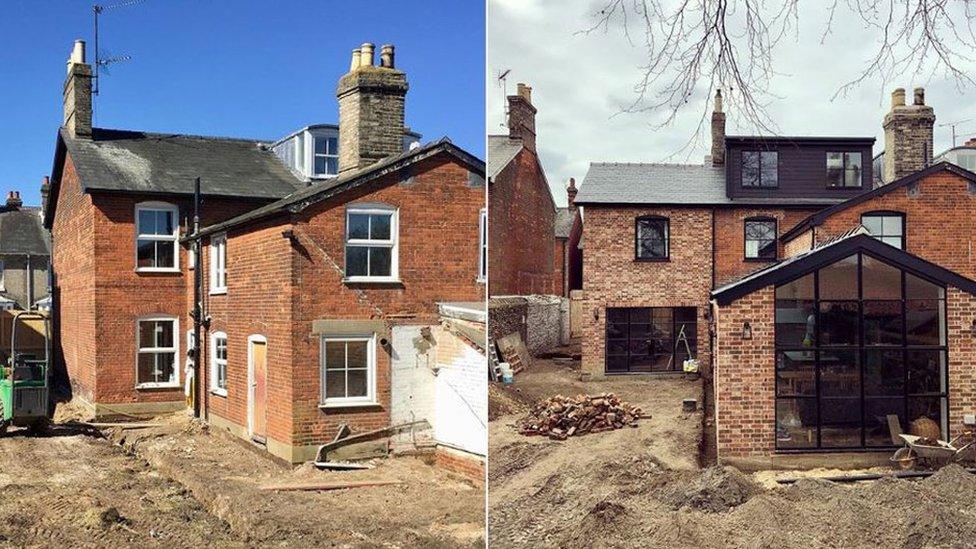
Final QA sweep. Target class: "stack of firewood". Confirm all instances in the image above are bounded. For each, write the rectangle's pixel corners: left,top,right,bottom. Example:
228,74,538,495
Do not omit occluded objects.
518,393,647,440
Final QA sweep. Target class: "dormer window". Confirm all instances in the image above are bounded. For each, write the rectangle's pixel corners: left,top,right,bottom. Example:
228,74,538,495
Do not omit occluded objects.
314,136,339,177
742,151,778,188
827,152,862,188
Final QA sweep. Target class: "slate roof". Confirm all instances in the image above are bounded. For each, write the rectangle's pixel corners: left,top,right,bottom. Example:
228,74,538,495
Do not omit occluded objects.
0,208,50,255
576,162,845,206
190,138,485,239
576,162,728,205
555,207,576,238
59,127,304,199
712,231,976,305
487,135,523,179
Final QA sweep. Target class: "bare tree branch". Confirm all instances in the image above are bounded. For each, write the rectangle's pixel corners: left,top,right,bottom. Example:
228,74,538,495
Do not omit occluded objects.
581,0,976,146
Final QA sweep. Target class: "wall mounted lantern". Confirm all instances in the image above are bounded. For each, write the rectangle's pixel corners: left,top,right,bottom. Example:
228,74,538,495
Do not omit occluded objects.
742,321,753,340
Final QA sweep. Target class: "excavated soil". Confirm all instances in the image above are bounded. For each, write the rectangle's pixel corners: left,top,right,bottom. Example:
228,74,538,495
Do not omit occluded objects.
0,426,238,548
488,355,976,548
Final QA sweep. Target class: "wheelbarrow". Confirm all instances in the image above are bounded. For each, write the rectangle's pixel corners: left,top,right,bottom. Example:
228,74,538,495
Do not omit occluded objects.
890,433,976,469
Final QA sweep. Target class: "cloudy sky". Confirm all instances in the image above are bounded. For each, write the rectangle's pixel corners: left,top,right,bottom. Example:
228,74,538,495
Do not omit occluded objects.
488,0,976,207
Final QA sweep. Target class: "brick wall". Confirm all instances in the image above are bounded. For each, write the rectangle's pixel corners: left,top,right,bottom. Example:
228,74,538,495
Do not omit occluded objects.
804,172,976,279
489,148,555,295
194,154,484,459
581,206,713,377
713,286,776,460
947,287,976,440
434,446,485,487
713,208,819,286
51,155,96,401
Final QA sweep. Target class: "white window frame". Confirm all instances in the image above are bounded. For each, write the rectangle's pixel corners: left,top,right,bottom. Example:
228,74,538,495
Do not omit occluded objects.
210,331,228,397
344,206,399,283
319,334,377,408
135,316,180,389
0,259,6,291
135,202,180,273
312,135,339,178
478,208,487,282
210,233,227,295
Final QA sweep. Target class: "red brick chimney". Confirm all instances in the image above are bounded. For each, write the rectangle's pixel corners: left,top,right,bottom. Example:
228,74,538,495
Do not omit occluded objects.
508,83,537,152
40,177,51,215
567,177,578,210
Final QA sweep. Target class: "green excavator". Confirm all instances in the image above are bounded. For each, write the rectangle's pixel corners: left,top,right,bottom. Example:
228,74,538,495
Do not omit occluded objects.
0,311,51,434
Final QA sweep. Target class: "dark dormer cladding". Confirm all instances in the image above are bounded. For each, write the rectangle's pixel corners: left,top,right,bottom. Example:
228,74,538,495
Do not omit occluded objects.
725,136,876,200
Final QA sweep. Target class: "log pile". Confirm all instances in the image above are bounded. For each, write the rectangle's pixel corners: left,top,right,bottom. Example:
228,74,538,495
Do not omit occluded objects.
519,393,647,440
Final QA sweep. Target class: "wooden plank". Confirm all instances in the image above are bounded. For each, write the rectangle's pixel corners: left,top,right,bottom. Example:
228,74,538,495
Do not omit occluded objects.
569,290,584,338
260,480,404,492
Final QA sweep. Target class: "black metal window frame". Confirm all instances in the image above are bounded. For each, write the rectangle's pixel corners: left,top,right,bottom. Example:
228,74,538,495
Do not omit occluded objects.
605,306,697,374
861,210,906,250
741,150,779,188
744,216,778,262
826,151,864,189
774,251,949,452
634,215,669,262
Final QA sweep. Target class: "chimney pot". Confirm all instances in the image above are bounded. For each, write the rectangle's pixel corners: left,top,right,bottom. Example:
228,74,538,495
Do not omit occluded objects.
914,87,925,105
360,43,375,67
892,88,906,107
567,177,578,209
714,88,723,113
516,83,532,104
380,44,395,68
6,191,22,209
350,48,362,71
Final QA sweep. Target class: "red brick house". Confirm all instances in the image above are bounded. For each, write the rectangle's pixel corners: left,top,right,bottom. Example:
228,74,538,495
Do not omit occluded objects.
488,83,558,296
577,86,976,466
553,178,582,298
46,40,486,464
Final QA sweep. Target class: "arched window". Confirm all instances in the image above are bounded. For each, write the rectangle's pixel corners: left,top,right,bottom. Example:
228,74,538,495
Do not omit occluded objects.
635,216,669,261
744,217,777,260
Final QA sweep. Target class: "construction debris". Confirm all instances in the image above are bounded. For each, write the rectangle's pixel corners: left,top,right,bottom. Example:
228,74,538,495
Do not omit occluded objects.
518,393,648,439
260,479,405,492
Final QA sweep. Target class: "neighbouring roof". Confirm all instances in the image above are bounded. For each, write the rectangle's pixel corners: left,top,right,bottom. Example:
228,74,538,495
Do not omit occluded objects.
189,138,484,239
780,162,976,243
555,207,576,238
712,231,976,306
0,208,50,255
487,135,523,179
58,127,304,199
576,162,846,206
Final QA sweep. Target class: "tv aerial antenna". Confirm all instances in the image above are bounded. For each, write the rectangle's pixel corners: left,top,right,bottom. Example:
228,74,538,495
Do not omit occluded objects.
938,119,973,148
92,0,142,96
497,69,511,128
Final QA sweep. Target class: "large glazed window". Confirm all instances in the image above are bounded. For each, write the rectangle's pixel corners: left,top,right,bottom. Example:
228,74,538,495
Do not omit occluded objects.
774,253,947,450
605,307,696,373
635,216,669,260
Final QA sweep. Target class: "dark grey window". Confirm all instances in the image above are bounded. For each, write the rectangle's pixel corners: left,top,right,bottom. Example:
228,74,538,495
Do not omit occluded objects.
606,307,697,373
774,253,947,450
635,216,668,260
826,152,863,188
742,151,778,188
745,218,777,260
861,212,904,249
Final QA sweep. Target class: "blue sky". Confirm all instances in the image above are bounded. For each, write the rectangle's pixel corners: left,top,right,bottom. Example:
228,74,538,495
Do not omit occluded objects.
0,0,485,205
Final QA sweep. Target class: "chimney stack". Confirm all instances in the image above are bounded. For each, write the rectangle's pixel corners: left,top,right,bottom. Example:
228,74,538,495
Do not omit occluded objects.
336,42,408,176
883,86,935,183
507,82,537,152
711,89,726,166
63,39,92,139
40,176,51,215
6,191,22,210
567,177,578,210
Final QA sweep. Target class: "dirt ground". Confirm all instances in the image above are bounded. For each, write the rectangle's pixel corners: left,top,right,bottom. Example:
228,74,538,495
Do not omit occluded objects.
488,349,976,548
0,405,484,548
